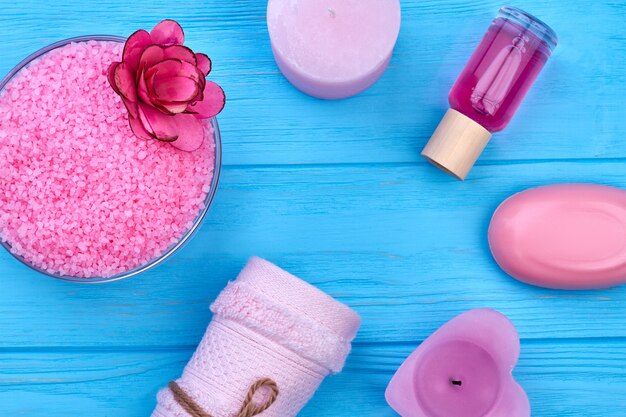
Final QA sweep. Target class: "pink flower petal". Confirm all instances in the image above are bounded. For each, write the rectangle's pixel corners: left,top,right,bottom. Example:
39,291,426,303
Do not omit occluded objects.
154,76,200,103
141,70,177,115
144,58,178,80
150,19,184,46
138,45,165,74
123,29,152,71
137,103,179,142
170,114,205,152
190,91,204,104
107,62,120,94
163,45,197,65
114,62,138,103
150,59,202,83
144,61,180,113
189,75,206,103
190,80,205,104
187,81,225,119
195,53,212,76
143,60,204,111
136,70,151,105
121,96,139,119
156,101,190,114
128,114,153,140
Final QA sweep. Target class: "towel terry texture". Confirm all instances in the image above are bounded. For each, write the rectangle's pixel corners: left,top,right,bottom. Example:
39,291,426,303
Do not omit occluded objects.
151,256,361,417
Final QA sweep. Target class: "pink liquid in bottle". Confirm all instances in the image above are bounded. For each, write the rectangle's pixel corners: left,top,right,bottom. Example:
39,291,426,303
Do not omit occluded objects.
422,7,557,180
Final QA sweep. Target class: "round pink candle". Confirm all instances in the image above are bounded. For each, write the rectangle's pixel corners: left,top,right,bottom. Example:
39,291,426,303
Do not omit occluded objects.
386,309,529,417
267,0,401,99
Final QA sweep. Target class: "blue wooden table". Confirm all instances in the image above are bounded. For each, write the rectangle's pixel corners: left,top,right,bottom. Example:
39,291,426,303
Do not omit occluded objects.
1,1,626,416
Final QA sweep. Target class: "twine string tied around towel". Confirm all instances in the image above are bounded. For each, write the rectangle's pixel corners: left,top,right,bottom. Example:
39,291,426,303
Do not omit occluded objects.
168,378,279,417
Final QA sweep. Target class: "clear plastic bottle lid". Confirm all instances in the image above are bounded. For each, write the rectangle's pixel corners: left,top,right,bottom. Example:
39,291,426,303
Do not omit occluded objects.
499,6,558,51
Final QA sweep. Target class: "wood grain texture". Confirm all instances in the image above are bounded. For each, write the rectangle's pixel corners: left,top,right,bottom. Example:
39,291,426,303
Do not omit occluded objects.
1,0,626,416
1,340,625,416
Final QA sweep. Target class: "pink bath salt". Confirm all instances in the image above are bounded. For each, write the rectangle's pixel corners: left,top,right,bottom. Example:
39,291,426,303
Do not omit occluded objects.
0,40,216,278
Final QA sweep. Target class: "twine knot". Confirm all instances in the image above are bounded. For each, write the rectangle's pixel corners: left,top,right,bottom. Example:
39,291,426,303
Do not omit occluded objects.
169,378,279,417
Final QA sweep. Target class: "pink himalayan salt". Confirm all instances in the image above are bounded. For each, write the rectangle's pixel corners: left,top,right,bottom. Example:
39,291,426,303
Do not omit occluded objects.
0,40,215,278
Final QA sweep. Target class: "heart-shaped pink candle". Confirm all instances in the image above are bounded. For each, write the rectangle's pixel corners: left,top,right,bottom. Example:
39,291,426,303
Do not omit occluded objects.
385,309,529,417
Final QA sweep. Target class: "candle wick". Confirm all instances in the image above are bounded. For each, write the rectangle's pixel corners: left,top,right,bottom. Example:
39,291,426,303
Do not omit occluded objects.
451,379,463,387
327,8,336,18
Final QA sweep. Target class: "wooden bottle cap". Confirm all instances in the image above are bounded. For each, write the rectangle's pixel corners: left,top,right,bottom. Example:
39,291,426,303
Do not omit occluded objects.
421,109,492,180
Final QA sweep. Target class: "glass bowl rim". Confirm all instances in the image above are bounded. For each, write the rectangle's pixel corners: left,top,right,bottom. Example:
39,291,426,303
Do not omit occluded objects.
0,35,222,284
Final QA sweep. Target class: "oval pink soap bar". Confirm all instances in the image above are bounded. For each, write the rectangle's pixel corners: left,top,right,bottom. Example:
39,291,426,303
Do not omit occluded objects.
489,184,626,289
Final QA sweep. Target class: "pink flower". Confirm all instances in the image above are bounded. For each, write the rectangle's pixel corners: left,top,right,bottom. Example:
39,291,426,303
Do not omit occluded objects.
108,20,225,151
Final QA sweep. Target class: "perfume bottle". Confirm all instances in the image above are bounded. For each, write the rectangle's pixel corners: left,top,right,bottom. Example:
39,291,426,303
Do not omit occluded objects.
421,7,557,180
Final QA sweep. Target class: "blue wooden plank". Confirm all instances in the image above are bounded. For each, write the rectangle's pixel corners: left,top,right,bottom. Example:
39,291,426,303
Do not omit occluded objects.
2,162,626,348
1,340,625,416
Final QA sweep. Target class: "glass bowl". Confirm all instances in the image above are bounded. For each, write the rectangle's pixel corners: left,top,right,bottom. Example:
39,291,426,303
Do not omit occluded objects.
0,36,221,283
